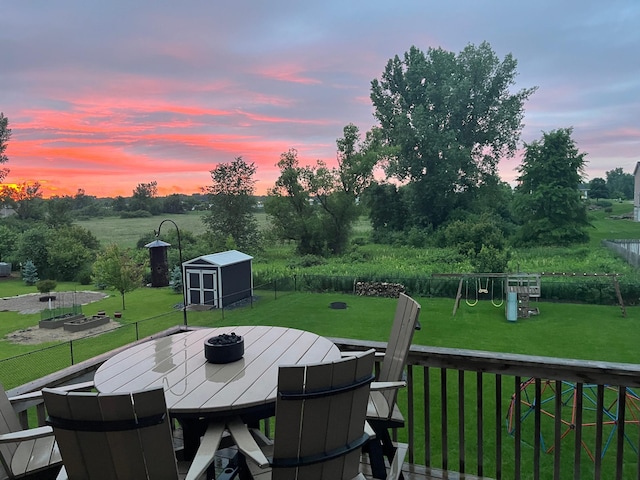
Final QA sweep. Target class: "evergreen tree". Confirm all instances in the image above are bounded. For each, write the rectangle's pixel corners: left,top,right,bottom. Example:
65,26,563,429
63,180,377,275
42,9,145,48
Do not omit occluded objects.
170,265,183,294
22,260,39,286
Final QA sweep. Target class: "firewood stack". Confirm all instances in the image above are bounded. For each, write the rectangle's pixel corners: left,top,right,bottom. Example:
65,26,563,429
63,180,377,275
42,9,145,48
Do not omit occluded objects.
354,281,406,297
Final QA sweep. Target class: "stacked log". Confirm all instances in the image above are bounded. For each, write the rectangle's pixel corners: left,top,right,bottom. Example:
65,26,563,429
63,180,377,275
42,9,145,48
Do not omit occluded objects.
354,281,406,298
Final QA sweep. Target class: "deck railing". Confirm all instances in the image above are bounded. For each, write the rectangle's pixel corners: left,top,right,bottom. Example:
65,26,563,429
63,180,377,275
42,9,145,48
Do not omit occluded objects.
6,330,640,480
333,337,640,480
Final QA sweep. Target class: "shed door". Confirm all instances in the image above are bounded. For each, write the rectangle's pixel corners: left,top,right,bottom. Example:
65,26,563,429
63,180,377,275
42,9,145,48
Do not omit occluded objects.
187,269,218,307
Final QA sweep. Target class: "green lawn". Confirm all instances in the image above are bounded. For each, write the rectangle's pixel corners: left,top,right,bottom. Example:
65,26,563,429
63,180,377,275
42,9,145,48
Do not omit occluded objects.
589,202,640,247
1,281,639,478
2,276,639,365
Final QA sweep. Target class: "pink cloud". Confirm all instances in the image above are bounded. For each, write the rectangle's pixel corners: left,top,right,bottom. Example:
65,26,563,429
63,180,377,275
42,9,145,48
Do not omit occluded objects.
254,64,321,85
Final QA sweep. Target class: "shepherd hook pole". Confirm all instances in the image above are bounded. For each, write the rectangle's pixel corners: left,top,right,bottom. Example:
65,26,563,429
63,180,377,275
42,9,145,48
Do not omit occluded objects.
155,219,188,326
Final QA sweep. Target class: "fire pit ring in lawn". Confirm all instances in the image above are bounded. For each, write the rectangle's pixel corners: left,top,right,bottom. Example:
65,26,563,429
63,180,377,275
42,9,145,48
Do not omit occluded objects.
329,301,347,309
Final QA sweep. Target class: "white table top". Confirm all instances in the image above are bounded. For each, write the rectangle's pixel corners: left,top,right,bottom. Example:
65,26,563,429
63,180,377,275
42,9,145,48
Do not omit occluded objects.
93,326,341,418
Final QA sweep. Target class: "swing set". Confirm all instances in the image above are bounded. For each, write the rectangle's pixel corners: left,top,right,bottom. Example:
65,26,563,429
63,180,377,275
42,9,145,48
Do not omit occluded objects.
437,272,542,318
464,277,504,307
443,273,511,316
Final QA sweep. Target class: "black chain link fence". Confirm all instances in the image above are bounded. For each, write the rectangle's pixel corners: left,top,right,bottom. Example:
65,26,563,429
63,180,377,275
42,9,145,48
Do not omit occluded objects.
3,273,639,389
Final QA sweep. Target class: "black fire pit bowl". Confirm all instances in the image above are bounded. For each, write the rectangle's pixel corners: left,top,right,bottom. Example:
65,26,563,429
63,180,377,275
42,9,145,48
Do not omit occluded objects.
204,333,244,364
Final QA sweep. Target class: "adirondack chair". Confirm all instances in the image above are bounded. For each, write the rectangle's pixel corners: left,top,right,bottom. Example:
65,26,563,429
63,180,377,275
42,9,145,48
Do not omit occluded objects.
366,293,421,479
0,383,62,479
42,387,220,480
226,349,378,480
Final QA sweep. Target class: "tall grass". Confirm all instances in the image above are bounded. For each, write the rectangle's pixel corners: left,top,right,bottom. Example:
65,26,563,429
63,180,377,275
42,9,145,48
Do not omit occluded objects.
72,201,640,278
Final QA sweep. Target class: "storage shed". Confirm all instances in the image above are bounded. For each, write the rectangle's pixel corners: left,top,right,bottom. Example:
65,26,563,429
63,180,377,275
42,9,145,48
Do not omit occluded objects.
182,250,253,308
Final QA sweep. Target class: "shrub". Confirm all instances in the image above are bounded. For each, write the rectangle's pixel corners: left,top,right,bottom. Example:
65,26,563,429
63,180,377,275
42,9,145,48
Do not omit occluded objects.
119,210,153,219
36,279,57,294
288,255,327,269
75,268,93,285
471,245,510,273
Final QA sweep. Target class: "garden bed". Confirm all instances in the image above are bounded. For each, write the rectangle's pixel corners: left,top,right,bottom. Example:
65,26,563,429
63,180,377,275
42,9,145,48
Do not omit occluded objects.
39,313,85,329
63,315,110,332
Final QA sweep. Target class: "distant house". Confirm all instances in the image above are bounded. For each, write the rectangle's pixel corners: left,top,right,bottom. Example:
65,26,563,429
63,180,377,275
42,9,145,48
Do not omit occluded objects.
634,162,640,221
578,184,590,200
0,206,16,218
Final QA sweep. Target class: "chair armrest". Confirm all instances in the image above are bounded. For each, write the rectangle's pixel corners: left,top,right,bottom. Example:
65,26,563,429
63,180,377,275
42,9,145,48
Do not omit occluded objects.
370,381,406,391
8,381,95,403
227,417,270,468
341,351,385,359
0,425,53,443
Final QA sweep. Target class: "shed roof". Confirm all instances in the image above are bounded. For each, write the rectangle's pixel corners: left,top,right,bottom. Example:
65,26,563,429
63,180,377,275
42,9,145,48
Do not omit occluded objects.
183,250,253,268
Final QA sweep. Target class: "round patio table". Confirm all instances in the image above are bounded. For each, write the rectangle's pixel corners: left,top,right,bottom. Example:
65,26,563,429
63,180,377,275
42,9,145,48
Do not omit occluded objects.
94,325,341,456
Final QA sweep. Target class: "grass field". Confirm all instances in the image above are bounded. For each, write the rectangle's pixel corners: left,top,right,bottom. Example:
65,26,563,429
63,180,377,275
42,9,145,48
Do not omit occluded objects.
75,212,209,248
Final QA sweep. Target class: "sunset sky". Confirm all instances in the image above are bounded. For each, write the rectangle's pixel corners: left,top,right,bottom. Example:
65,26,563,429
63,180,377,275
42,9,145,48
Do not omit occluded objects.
1,1,638,198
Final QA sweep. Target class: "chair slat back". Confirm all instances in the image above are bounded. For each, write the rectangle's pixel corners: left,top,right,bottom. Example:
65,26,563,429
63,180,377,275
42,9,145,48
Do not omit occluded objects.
272,349,375,480
42,387,178,480
378,293,421,412
0,384,21,478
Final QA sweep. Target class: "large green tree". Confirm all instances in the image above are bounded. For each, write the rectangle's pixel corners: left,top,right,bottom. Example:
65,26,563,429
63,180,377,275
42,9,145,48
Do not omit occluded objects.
513,128,590,246
0,113,10,182
16,224,99,281
92,244,145,310
130,181,158,213
45,196,74,227
605,168,634,200
370,42,536,230
46,226,99,281
266,125,379,255
588,177,609,201
202,156,261,252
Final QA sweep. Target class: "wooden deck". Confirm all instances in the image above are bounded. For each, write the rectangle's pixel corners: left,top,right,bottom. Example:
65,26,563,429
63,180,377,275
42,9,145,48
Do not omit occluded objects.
6,326,640,480
208,446,489,480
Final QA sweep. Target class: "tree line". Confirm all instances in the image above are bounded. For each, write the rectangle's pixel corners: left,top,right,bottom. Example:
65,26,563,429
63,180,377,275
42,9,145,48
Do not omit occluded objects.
0,41,635,300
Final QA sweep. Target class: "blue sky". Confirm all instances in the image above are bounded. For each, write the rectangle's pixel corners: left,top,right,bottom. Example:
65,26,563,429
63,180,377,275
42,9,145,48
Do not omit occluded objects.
1,1,638,196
